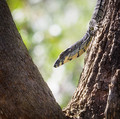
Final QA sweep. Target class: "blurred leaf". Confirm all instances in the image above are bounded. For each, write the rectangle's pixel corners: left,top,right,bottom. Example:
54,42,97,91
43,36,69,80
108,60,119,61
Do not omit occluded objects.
7,0,96,107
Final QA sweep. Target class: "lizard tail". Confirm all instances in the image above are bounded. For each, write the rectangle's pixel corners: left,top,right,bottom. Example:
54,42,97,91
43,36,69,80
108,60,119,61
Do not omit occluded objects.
54,30,92,68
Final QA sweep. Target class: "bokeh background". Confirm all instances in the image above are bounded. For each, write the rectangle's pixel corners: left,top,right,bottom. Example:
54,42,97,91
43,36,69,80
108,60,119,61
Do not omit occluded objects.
7,0,96,108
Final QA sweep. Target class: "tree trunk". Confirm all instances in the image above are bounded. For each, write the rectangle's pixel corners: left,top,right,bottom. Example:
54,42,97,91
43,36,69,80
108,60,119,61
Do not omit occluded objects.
0,0,120,119
64,0,120,119
0,0,65,119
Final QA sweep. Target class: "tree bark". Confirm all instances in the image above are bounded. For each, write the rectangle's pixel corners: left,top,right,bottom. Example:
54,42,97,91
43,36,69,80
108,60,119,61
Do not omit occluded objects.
64,0,120,119
0,0,120,119
0,0,65,119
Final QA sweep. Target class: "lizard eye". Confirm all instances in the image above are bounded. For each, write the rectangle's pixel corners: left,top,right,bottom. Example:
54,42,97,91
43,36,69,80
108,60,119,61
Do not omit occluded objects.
59,48,71,59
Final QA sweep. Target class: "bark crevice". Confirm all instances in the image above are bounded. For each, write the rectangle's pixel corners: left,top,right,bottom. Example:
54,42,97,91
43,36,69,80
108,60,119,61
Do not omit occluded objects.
63,0,120,119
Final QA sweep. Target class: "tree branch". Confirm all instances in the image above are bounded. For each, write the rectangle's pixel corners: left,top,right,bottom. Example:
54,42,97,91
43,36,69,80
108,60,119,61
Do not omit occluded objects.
0,0,65,118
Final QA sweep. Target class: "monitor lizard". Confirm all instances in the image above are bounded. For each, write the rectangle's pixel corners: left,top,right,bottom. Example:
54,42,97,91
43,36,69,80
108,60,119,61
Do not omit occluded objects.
54,0,106,68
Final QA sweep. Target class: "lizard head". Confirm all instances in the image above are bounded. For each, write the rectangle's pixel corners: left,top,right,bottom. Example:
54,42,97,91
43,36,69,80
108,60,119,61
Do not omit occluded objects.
54,48,71,68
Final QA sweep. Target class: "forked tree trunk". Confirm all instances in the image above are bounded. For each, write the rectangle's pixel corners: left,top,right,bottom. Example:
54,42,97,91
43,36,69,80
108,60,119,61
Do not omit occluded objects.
0,0,65,119
0,0,120,119
64,0,120,119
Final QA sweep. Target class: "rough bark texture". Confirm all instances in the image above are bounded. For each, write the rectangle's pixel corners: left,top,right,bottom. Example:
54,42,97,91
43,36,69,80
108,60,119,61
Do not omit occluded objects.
0,0,66,119
105,70,120,119
64,0,120,119
0,0,120,119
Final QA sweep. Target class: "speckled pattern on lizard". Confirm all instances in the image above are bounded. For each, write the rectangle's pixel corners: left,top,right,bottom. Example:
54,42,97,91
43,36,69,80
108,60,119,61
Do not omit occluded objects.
54,0,106,68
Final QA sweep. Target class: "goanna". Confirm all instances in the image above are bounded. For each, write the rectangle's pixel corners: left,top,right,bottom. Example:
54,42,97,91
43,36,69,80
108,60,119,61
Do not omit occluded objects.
54,0,106,68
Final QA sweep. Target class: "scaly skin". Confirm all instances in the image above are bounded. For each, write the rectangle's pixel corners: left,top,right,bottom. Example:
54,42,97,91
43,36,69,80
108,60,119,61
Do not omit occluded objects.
54,0,106,68
54,29,94,68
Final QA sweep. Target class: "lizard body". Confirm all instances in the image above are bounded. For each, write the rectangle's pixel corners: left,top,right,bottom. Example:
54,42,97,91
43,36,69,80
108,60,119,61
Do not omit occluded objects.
54,29,93,68
54,0,106,68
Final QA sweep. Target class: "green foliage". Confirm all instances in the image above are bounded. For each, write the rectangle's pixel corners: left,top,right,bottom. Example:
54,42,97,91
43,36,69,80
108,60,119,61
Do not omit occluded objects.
7,0,96,108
